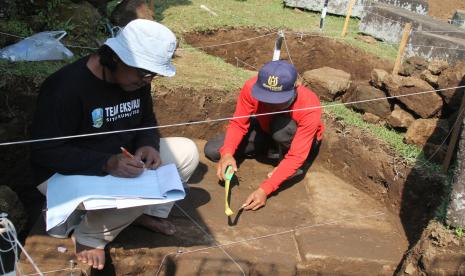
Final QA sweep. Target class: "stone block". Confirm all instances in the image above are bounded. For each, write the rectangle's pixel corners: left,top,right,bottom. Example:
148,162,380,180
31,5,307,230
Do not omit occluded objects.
378,0,428,15
406,32,465,65
363,112,382,124
404,118,449,146
284,0,371,18
387,104,415,128
343,84,392,118
437,62,465,112
451,10,465,29
384,75,443,118
371,68,389,88
360,4,465,44
420,70,439,87
428,59,449,75
303,67,351,101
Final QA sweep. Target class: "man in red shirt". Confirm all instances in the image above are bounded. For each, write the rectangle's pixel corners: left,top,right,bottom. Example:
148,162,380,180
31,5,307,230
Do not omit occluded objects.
204,60,324,210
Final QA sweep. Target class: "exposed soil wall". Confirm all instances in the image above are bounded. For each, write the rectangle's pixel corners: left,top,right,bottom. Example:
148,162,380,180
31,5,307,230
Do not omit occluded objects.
183,28,393,82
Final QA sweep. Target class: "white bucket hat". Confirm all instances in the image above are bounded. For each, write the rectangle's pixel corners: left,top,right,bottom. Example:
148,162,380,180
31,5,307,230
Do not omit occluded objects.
104,19,176,77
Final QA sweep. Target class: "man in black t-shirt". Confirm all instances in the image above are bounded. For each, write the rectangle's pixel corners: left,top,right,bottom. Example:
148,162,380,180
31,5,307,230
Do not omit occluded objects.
31,19,199,270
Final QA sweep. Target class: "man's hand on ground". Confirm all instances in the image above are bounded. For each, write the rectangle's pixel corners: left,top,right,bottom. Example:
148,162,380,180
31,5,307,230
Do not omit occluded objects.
104,154,144,178
135,146,162,169
241,188,267,211
216,153,237,181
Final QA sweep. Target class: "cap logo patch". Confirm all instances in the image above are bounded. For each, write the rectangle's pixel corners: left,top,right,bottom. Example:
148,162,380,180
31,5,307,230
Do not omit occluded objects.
263,76,283,92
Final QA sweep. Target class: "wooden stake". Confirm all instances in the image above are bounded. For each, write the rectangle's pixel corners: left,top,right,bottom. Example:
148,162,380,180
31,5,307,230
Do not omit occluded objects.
392,23,412,75
443,94,465,172
341,0,357,37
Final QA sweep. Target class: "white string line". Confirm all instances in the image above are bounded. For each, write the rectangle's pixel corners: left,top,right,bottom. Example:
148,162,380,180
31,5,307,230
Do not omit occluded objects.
284,31,399,50
22,267,87,276
413,30,465,33
0,31,99,51
173,204,246,276
286,30,465,53
177,32,278,50
408,44,465,51
0,30,277,52
0,217,44,276
234,57,258,70
155,211,385,275
282,34,295,67
1,85,465,147
418,105,465,166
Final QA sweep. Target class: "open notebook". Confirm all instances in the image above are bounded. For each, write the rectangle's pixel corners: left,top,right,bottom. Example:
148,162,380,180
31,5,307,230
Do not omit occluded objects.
45,163,184,231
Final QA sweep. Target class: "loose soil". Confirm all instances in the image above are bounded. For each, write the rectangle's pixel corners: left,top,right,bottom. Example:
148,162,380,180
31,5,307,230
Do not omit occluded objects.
429,0,465,20
183,28,394,82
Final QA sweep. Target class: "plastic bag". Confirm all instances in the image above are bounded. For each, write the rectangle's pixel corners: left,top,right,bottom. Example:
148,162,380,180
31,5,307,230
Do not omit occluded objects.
0,31,74,62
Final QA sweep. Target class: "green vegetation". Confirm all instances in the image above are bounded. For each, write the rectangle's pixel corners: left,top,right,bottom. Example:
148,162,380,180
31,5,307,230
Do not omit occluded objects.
0,20,33,37
0,59,72,83
455,227,464,238
325,102,442,171
154,0,397,61
0,0,422,166
154,46,255,91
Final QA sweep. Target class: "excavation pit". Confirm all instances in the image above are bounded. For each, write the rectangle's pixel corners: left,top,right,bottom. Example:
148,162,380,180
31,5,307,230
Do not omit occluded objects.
15,28,449,275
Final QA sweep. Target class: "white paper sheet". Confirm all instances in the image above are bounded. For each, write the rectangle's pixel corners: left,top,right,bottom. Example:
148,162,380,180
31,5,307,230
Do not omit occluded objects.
46,163,184,231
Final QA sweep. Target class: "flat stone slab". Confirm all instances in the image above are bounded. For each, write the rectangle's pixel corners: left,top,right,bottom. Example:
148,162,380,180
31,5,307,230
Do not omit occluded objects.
360,3,465,44
284,0,427,18
295,169,407,275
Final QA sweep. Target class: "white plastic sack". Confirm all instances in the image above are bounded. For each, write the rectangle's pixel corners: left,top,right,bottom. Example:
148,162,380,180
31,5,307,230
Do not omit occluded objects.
0,31,74,62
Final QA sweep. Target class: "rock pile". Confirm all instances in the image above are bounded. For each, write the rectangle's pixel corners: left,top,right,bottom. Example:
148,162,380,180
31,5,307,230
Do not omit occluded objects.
303,56,465,162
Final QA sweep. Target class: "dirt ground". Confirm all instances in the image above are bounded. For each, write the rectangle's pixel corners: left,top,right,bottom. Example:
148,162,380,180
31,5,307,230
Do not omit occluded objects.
183,28,393,82
429,0,465,20
1,26,460,275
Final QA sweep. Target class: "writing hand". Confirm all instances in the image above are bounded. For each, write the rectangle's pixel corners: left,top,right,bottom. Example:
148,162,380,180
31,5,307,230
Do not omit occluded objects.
104,154,144,178
216,153,237,181
241,188,267,211
135,146,161,170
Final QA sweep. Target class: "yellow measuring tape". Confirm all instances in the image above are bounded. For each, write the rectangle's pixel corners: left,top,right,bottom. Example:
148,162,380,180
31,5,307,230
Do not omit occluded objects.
224,165,235,216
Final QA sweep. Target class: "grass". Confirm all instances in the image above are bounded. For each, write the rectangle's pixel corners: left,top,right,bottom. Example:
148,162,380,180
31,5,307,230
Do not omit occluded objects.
0,1,420,164
325,102,443,172
0,59,72,85
153,45,255,92
147,0,398,93
155,0,397,61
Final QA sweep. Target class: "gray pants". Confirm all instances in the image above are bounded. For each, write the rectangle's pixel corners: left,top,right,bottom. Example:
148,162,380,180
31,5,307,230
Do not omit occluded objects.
39,137,199,249
205,115,298,162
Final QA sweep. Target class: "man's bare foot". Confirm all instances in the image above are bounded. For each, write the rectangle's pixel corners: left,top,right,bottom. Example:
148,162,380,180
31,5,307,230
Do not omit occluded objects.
72,236,105,270
133,214,176,235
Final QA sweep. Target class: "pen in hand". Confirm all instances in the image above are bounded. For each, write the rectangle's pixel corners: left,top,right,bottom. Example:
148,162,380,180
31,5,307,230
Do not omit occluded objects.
120,147,145,168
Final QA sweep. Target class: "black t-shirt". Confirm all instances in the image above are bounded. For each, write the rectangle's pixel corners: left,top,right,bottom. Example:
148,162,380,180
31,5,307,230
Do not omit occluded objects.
31,56,160,183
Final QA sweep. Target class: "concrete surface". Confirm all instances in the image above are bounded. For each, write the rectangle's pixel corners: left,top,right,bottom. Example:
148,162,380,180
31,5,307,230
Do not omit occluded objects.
360,3,465,44
406,32,465,64
284,0,428,17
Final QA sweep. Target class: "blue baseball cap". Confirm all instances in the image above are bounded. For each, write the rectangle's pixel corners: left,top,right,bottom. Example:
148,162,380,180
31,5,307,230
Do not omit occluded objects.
252,60,297,104
104,19,176,77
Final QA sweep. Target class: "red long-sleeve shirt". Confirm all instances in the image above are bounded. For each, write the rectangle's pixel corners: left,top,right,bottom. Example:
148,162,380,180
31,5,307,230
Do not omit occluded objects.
220,76,325,195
